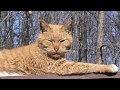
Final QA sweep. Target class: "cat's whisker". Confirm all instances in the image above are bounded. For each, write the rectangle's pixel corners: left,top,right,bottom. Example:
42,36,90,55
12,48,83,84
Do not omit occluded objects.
64,50,76,53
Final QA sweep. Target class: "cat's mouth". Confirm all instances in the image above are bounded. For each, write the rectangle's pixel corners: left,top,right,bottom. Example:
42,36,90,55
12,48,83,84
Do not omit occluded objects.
48,52,64,59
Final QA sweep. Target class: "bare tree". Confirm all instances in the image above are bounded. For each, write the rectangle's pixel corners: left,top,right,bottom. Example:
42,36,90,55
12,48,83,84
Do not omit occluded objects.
96,11,105,64
21,11,31,46
81,11,88,62
9,12,15,48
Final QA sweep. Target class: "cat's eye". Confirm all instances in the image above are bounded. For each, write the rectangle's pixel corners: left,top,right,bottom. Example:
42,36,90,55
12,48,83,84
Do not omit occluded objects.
60,40,65,42
48,40,53,42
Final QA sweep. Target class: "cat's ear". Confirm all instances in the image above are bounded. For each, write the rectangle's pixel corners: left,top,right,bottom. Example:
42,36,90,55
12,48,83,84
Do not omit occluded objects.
40,20,50,32
62,19,73,34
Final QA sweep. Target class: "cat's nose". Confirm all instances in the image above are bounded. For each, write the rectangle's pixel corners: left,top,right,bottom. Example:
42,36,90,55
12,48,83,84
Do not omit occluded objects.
53,45,59,52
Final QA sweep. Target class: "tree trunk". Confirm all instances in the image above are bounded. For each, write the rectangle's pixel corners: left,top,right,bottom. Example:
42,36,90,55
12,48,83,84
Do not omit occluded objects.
81,11,88,62
9,12,15,48
4,11,8,48
77,12,82,62
21,11,30,46
96,11,105,64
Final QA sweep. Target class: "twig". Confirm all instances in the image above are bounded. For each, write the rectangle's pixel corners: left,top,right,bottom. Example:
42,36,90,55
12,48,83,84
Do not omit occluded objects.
0,11,12,26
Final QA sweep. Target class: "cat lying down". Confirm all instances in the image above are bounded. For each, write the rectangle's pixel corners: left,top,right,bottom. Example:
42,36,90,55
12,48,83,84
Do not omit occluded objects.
0,20,118,76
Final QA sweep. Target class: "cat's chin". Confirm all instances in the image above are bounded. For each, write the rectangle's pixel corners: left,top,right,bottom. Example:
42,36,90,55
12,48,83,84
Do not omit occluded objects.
52,54,61,58
49,54,63,59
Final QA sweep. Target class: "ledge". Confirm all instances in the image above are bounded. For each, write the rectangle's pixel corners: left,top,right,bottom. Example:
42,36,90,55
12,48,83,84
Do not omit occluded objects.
0,73,120,79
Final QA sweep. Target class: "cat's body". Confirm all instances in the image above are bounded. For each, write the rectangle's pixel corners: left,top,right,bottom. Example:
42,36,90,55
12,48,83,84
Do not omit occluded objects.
0,20,118,76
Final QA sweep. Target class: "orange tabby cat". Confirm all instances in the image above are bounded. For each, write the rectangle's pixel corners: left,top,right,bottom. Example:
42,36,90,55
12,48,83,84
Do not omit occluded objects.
0,20,118,76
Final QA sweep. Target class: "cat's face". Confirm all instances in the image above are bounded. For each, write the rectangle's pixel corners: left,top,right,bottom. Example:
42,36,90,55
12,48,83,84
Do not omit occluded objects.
38,20,73,59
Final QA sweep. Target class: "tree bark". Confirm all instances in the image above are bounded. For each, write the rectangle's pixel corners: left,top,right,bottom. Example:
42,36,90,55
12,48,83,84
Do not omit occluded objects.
21,11,30,46
81,11,88,62
96,11,105,64
9,12,15,48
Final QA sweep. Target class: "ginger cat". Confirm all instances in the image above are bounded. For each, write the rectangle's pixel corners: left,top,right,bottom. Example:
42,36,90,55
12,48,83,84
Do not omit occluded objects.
0,20,118,76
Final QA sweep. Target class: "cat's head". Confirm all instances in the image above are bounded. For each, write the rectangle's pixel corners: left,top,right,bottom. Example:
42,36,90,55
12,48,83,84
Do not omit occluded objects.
37,20,73,59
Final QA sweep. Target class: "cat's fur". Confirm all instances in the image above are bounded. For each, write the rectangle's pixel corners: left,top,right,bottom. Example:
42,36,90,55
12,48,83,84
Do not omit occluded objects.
0,20,118,76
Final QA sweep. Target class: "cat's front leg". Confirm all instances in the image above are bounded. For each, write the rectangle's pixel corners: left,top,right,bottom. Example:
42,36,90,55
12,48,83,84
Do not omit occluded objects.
49,59,119,75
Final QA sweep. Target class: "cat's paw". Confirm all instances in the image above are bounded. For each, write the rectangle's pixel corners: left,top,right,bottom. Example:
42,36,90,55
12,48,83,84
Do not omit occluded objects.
111,64,119,73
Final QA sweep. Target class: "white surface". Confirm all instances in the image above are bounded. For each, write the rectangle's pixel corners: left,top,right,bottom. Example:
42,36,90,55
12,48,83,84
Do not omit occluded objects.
111,64,119,73
0,72,24,77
